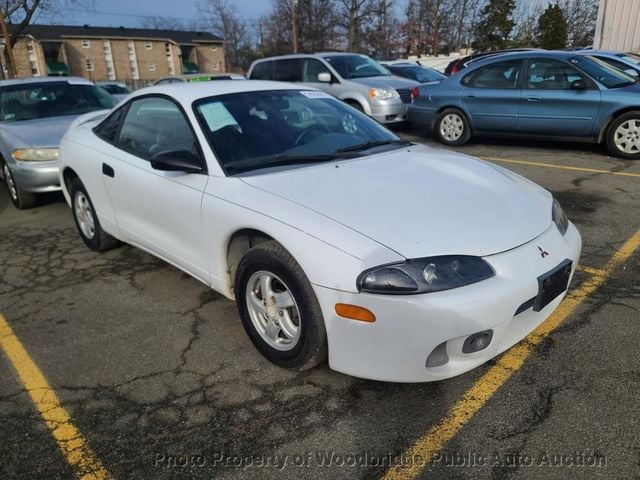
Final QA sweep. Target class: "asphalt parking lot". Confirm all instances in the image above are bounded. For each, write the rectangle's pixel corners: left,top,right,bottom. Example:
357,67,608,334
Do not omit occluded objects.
1,130,640,480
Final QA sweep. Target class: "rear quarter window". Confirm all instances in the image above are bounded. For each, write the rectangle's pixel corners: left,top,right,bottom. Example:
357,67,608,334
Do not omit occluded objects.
249,62,273,80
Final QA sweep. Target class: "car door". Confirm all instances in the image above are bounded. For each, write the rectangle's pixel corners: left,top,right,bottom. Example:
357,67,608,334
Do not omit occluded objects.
460,59,523,133
517,58,601,137
103,95,210,282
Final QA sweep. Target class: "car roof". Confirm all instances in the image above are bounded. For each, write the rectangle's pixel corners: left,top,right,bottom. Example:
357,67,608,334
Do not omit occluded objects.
129,80,314,104
0,76,94,87
469,50,580,66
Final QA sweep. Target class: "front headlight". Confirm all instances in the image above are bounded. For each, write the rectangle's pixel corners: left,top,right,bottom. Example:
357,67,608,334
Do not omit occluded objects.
12,148,59,162
358,256,495,295
368,87,399,100
552,198,568,235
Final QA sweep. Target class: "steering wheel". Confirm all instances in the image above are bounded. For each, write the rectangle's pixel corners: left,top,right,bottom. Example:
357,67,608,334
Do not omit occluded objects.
294,125,329,146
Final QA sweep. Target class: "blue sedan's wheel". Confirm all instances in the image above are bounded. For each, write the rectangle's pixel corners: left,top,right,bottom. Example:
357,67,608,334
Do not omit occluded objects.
607,112,640,160
435,108,471,146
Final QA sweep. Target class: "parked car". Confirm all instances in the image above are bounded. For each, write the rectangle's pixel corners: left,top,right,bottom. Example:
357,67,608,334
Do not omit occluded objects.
153,73,245,85
59,80,581,382
247,53,419,124
575,50,640,78
98,82,131,102
385,63,446,83
410,51,640,159
0,77,116,209
444,48,539,76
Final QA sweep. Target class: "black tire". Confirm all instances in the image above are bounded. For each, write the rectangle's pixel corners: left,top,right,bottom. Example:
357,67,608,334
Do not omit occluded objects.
606,111,640,160
346,100,364,112
434,108,471,146
70,178,120,252
235,240,327,370
2,160,37,209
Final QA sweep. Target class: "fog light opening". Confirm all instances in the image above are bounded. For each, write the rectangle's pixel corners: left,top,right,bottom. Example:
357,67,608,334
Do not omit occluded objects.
462,330,493,354
426,341,449,368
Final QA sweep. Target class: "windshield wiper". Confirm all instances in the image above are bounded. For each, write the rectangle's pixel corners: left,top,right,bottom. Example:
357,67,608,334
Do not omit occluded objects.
226,152,358,174
336,139,411,153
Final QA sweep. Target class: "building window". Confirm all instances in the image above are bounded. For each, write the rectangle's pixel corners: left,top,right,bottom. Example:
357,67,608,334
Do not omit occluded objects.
81,39,91,48
85,58,94,71
211,45,218,51
213,62,219,71
148,63,156,71
30,60,38,75
145,42,153,50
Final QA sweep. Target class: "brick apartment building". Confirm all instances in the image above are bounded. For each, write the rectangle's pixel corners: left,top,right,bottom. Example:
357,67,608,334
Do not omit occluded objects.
2,24,225,83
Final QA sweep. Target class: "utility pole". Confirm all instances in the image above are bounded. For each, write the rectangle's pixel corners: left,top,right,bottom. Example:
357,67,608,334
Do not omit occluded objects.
0,7,17,78
291,0,298,53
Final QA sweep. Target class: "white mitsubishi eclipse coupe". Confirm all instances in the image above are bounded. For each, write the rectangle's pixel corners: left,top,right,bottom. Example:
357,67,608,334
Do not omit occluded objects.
59,81,581,382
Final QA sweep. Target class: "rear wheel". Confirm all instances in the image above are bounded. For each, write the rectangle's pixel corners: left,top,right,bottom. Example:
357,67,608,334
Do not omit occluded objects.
606,111,640,159
70,178,120,252
434,108,471,146
235,240,327,370
2,160,37,209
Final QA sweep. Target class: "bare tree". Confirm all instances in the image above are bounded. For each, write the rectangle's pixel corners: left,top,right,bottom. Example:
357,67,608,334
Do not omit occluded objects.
199,0,255,71
364,0,400,59
139,16,190,30
512,0,544,47
559,0,597,47
338,0,371,51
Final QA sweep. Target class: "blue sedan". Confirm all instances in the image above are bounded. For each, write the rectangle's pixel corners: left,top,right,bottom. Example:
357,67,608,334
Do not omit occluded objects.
409,51,640,159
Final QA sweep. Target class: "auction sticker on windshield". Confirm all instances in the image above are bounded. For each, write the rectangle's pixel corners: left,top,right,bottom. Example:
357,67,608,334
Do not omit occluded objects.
301,91,333,99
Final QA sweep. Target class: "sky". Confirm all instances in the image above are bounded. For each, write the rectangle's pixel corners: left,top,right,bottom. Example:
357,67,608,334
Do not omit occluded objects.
37,0,273,28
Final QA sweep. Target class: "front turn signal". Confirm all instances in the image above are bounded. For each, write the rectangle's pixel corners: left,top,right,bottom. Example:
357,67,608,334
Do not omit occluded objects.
335,303,376,323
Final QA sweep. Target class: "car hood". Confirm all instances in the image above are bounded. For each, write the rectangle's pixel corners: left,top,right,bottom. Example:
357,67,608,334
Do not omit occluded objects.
0,116,76,148
240,145,552,259
350,75,418,89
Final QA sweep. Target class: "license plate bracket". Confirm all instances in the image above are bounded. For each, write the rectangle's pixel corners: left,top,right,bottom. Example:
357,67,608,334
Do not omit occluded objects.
533,259,573,312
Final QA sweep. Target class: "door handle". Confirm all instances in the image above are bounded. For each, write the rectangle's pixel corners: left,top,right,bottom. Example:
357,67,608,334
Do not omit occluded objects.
465,93,476,98
102,163,114,178
526,95,541,102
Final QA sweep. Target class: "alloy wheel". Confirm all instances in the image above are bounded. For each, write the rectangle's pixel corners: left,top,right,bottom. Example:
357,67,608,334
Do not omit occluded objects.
440,113,465,142
74,191,96,239
614,119,640,154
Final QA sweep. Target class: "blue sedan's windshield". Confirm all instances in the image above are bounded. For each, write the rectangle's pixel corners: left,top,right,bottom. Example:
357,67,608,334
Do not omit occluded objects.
322,55,392,79
194,90,405,174
570,55,638,88
0,82,116,122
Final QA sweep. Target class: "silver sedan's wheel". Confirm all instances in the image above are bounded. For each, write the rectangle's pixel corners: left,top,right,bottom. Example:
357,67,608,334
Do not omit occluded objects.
245,270,301,351
439,113,464,142
613,119,640,154
74,191,96,240
3,163,17,202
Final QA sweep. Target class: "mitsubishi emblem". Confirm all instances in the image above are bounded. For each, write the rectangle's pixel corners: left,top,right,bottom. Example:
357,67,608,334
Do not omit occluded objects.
538,246,549,258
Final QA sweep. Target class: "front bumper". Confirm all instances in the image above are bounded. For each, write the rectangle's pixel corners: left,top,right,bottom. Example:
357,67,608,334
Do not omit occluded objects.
314,222,581,382
369,100,409,124
10,160,61,193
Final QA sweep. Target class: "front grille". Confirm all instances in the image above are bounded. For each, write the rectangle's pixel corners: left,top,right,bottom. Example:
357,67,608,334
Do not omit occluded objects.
396,88,412,104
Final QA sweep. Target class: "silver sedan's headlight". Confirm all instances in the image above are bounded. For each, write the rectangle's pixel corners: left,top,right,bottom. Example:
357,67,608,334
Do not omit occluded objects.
368,87,399,100
12,148,59,162
357,256,495,295
552,198,569,235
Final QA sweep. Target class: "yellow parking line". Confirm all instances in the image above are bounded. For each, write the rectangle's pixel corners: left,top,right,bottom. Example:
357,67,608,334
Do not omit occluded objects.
577,265,607,277
481,156,640,178
381,229,640,480
0,314,112,480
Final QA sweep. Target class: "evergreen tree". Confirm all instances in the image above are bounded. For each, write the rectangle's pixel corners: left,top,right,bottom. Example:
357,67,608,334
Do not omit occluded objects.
536,3,568,49
473,0,516,51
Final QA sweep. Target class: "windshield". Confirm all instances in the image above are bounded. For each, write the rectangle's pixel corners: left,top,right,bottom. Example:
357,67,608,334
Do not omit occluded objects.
323,54,392,79
101,84,130,94
0,82,116,122
570,55,637,88
617,52,640,65
194,90,404,174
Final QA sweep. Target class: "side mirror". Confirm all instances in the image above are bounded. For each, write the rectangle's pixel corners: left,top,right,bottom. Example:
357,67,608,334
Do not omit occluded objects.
569,79,588,90
624,68,639,78
317,72,331,83
151,150,203,173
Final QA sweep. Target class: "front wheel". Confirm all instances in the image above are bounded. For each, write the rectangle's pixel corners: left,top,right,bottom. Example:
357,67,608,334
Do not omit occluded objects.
235,240,327,370
606,112,640,159
2,161,37,209
70,178,120,252
434,108,471,146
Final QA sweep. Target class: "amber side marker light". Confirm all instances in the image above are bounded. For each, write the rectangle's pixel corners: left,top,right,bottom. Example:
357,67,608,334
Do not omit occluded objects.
335,303,376,322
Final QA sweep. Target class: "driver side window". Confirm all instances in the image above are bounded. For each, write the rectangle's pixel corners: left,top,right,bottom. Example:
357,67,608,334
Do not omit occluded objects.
527,59,584,90
116,97,199,160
